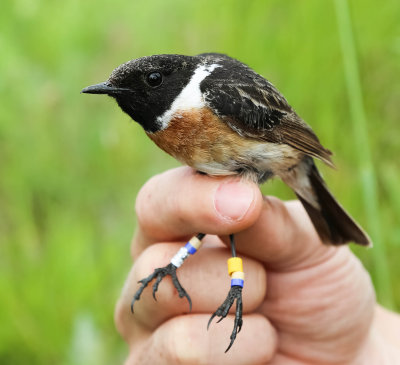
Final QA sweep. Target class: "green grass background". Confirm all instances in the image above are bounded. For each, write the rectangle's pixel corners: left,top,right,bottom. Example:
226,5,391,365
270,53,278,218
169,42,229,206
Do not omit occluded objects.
1,0,399,363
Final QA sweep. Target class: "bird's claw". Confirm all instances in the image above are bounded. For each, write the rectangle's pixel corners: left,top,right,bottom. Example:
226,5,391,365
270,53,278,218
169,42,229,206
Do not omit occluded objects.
131,263,192,312
207,285,243,352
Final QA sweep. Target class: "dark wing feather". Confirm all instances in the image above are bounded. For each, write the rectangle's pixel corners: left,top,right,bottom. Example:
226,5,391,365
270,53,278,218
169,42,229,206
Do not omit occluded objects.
278,117,334,167
198,55,333,166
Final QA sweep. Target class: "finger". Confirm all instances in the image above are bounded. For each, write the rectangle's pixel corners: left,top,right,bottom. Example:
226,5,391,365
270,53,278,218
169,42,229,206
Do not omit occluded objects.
127,314,277,365
259,247,375,363
120,242,267,330
133,167,263,257
114,301,151,351
225,197,337,271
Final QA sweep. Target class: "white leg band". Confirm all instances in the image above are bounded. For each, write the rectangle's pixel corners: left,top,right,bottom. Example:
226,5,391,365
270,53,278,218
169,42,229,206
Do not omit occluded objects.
170,247,189,268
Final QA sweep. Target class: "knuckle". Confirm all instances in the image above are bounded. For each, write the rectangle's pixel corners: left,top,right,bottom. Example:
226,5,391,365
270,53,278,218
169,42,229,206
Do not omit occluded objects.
130,230,141,260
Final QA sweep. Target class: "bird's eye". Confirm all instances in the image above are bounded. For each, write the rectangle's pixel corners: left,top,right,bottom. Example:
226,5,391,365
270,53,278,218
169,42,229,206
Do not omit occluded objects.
146,72,163,87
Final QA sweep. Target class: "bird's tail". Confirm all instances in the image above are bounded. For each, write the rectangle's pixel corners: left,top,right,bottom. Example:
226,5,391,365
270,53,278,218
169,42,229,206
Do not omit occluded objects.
282,157,371,246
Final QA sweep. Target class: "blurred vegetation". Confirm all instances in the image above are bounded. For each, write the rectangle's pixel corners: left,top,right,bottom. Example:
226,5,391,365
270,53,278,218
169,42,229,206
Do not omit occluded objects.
0,0,399,363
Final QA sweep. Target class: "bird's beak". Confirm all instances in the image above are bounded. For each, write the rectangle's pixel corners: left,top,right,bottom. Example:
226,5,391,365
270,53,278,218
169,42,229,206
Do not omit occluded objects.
81,82,130,95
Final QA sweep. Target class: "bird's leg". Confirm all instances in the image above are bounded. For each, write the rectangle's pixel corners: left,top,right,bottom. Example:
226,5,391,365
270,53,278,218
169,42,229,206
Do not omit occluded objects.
131,233,205,313
208,234,244,352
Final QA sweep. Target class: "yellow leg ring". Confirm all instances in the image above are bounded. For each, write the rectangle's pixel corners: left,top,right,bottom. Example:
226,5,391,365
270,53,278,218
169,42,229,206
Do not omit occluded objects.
227,257,243,276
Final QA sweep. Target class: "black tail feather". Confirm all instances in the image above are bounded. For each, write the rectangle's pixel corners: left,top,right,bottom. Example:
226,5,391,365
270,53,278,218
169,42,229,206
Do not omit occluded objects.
287,158,371,246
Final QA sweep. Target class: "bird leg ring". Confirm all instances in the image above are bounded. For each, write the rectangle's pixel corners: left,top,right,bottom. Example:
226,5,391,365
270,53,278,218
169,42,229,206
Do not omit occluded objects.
130,233,205,312
207,234,244,352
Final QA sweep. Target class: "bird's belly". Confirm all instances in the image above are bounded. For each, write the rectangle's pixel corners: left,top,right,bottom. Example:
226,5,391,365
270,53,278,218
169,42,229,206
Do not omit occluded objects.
194,142,302,182
147,107,302,182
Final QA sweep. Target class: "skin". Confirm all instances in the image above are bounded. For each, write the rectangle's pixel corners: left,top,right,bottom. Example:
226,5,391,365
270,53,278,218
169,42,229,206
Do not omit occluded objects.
115,167,400,364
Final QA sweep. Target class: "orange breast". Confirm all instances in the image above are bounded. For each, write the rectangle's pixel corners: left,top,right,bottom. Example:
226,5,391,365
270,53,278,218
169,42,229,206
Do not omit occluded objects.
147,107,302,179
147,107,248,168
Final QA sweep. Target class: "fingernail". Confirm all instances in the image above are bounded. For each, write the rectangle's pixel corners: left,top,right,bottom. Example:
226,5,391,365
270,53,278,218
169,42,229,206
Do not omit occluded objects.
214,180,255,221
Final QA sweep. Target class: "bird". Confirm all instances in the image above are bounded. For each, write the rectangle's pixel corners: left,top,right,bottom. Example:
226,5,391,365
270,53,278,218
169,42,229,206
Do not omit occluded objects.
82,53,371,351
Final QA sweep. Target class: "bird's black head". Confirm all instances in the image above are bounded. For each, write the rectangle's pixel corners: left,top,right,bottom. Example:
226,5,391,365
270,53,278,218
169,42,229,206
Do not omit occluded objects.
81,54,200,132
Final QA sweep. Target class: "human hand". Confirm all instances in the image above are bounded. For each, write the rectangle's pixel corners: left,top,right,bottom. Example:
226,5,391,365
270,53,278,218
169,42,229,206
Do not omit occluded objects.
115,166,394,364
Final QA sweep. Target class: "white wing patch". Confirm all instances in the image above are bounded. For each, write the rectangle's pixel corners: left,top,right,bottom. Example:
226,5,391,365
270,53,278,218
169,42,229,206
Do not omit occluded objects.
157,63,221,129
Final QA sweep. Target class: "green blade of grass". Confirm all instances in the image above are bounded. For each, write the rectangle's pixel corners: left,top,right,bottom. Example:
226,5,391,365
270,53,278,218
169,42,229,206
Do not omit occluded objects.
334,0,394,308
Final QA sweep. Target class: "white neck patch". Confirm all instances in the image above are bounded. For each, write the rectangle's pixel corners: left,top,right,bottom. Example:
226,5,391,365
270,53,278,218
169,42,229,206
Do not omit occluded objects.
156,63,220,129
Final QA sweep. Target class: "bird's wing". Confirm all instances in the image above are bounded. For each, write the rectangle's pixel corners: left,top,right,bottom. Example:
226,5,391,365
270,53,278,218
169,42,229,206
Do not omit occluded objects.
200,61,333,167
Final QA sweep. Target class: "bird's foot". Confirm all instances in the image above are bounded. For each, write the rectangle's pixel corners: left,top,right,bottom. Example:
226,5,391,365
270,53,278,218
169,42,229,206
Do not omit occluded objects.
131,262,192,312
207,285,243,352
